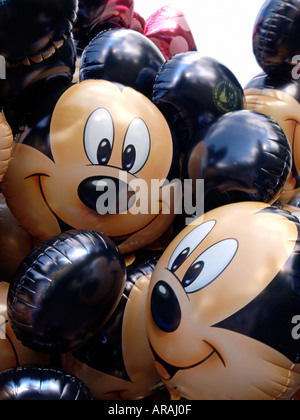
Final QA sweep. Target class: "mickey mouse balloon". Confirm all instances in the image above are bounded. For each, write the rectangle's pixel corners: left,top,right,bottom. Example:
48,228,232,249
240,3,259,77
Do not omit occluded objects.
2,80,179,254
146,202,300,400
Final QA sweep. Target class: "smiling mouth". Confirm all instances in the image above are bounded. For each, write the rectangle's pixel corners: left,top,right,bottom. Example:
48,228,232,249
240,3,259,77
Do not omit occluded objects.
26,173,164,239
150,341,226,381
25,173,74,232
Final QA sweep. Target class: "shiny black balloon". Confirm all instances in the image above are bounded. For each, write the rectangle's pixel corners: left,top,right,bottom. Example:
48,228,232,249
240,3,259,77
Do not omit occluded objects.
182,110,292,213
152,53,244,151
72,251,161,384
0,0,78,61
75,0,108,31
73,0,109,50
7,230,126,354
0,39,76,133
80,29,165,99
253,0,300,74
0,366,94,400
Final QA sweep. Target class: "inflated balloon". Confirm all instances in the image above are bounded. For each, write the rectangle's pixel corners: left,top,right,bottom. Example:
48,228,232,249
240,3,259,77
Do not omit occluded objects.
144,5,197,60
1,39,77,134
253,0,300,74
73,0,109,46
0,193,39,283
74,0,134,52
0,0,78,133
62,251,162,400
2,80,180,255
245,72,300,203
79,29,165,99
146,202,300,400
153,53,244,151
0,282,50,372
0,0,78,62
183,110,292,213
0,366,94,400
7,230,126,353
0,112,13,182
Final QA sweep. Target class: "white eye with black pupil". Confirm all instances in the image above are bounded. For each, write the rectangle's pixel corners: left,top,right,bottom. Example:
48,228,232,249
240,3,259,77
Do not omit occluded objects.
84,108,114,165
122,118,150,174
183,239,238,294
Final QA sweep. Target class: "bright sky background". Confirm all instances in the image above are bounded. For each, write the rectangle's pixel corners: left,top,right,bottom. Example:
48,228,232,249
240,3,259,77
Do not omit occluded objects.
134,0,266,88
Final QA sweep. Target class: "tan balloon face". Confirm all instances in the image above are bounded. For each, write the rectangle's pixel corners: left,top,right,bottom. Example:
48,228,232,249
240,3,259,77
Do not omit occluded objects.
146,202,300,400
245,87,300,201
2,80,176,253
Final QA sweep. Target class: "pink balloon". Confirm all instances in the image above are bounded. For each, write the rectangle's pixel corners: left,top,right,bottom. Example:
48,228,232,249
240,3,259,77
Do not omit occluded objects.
99,0,134,28
143,5,197,60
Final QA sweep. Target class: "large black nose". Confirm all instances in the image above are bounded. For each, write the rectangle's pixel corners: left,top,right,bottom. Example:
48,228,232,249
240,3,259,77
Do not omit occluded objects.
151,281,182,333
78,176,135,214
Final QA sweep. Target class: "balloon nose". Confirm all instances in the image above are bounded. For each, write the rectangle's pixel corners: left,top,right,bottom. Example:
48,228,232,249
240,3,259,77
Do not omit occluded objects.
151,281,182,333
78,176,135,214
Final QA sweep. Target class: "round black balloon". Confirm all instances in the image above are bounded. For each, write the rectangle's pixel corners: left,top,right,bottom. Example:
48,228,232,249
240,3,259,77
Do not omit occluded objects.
253,0,300,74
7,230,126,354
0,366,94,400
182,110,292,213
73,0,109,49
0,38,76,133
0,0,78,61
79,29,165,99
74,0,108,31
72,251,161,378
152,52,244,151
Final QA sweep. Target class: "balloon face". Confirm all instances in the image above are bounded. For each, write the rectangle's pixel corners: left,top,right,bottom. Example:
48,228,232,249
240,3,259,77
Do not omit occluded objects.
7,230,126,353
0,283,50,372
245,73,300,203
0,366,94,400
62,251,162,400
146,202,300,400
183,110,292,213
0,0,78,62
2,80,178,254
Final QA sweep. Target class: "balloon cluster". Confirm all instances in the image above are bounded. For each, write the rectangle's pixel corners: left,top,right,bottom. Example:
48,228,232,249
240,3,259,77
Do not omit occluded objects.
0,0,300,401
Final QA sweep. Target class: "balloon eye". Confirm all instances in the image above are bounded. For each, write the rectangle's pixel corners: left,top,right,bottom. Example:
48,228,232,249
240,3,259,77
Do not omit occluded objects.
84,108,114,166
122,145,137,172
97,138,112,165
171,247,190,272
182,261,205,288
183,239,238,294
122,118,150,174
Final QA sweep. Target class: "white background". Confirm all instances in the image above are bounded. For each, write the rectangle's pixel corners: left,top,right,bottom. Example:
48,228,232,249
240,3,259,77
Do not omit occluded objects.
134,0,266,88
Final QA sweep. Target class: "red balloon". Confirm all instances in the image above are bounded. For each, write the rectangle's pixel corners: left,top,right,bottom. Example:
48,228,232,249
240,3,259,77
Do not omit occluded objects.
144,5,197,60
99,0,134,29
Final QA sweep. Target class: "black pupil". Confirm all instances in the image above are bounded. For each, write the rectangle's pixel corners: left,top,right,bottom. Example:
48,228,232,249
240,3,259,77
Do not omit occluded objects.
123,145,136,171
97,138,112,165
182,261,205,288
171,248,190,272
